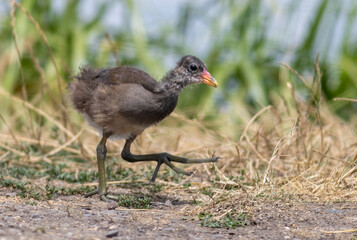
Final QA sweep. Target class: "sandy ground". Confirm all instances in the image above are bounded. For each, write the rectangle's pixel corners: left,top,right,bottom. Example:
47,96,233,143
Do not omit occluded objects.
0,187,356,240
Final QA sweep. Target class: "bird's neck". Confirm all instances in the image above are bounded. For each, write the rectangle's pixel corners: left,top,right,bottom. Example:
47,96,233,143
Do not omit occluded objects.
158,70,190,94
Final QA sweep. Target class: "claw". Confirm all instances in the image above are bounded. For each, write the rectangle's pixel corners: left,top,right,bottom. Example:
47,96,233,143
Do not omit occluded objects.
85,189,122,202
100,195,109,202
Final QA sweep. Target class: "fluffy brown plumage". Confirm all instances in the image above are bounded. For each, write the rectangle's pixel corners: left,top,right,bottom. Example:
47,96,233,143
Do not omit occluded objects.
68,55,217,139
68,55,219,200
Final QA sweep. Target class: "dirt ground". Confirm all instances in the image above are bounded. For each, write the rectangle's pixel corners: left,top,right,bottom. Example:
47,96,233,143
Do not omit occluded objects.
0,187,356,240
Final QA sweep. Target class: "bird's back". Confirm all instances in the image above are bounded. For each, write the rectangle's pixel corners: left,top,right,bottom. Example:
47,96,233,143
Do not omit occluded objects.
68,66,178,138
68,66,160,112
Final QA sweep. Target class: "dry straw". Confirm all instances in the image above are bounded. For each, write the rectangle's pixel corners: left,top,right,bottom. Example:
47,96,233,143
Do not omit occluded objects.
0,1,356,221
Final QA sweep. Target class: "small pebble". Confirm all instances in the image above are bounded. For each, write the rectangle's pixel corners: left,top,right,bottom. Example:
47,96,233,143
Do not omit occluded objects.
31,214,42,219
164,200,172,207
5,193,17,198
163,227,175,232
109,225,117,230
327,209,343,214
80,205,91,210
107,202,118,210
106,230,119,238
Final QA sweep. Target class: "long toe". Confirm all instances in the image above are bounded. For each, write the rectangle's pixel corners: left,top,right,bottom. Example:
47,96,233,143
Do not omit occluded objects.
163,158,192,176
213,156,221,162
84,189,99,198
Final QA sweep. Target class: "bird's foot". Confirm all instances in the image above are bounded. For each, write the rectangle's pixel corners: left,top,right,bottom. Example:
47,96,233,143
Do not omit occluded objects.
149,154,221,183
85,188,123,202
84,188,118,202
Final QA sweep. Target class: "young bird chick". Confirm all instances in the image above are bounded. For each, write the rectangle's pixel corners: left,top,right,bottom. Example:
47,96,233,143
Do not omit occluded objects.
68,55,220,201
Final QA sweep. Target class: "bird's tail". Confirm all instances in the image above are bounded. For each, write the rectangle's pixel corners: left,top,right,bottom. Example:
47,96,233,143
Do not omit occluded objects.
74,66,99,82
67,66,99,113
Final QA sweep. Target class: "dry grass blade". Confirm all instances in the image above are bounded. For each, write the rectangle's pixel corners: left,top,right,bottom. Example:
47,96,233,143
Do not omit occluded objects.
105,33,121,66
263,126,296,184
333,98,357,102
240,105,272,163
313,55,325,160
321,228,357,234
83,180,180,187
336,152,357,185
9,0,37,139
44,127,84,158
0,142,26,158
0,88,74,138
214,209,233,221
8,0,72,136
0,134,81,155
8,0,63,98
281,63,309,88
0,152,10,161
240,105,272,142
9,0,27,101
170,112,228,140
0,113,22,150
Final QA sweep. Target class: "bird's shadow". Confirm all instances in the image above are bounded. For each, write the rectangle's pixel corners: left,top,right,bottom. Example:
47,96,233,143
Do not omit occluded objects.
106,184,195,208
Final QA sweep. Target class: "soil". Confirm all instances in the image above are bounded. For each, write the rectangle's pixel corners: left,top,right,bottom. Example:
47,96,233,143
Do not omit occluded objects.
0,187,356,240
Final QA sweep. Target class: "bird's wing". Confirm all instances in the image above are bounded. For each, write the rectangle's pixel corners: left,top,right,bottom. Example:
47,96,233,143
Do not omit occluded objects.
90,83,177,127
96,66,160,93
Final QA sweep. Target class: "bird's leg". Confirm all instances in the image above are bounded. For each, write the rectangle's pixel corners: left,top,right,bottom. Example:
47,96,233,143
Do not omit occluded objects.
121,137,220,183
84,134,138,202
84,135,109,201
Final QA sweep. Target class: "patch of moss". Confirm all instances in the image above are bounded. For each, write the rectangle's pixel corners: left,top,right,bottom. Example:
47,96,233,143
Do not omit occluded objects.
198,211,247,229
116,194,152,209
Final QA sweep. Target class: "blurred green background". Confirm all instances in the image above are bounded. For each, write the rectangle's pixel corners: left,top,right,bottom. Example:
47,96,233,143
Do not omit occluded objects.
1,0,356,122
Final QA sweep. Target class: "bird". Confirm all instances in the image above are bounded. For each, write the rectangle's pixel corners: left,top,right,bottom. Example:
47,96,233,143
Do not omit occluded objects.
68,55,220,201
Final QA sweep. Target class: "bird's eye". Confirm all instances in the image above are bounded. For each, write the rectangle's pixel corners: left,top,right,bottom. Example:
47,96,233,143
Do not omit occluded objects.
189,64,198,71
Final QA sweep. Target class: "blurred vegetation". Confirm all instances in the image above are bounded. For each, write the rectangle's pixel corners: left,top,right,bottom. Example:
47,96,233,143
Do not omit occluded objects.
1,1,356,221
0,0,356,125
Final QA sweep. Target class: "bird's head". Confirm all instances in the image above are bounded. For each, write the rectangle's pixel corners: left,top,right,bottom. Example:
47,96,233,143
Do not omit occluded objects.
173,55,218,88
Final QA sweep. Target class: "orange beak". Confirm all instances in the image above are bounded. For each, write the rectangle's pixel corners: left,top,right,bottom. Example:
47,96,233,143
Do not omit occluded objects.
200,68,218,88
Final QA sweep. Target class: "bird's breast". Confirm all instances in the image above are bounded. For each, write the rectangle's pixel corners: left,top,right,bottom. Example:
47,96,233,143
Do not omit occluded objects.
157,94,178,121
116,90,178,127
